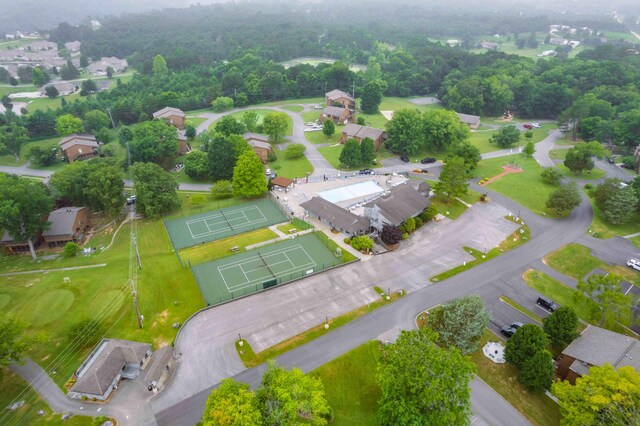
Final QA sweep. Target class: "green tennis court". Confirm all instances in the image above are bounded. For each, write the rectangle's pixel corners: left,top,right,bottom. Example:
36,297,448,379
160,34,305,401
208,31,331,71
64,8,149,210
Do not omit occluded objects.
164,198,288,250
192,233,343,306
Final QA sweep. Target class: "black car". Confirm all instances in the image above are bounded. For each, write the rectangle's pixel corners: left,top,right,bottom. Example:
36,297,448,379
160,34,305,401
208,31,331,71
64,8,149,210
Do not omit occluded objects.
500,321,524,338
400,155,410,163
536,297,558,312
359,169,374,175
421,157,436,164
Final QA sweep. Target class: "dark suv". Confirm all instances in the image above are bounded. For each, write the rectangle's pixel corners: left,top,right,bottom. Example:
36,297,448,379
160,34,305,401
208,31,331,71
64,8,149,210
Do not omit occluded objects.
536,297,558,312
400,155,410,163
359,169,374,175
500,321,524,338
421,157,436,164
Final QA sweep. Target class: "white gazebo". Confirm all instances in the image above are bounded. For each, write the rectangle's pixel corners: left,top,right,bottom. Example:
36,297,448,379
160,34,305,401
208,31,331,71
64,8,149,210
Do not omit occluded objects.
482,341,506,364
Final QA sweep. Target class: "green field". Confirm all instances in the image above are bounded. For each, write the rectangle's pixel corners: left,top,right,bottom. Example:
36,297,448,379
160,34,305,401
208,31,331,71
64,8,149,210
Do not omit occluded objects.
269,146,314,179
585,189,640,239
209,109,293,136
0,136,60,166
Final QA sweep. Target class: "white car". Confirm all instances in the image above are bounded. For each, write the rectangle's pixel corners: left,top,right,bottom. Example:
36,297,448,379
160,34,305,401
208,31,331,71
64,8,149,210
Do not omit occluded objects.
531,123,541,128
627,258,640,271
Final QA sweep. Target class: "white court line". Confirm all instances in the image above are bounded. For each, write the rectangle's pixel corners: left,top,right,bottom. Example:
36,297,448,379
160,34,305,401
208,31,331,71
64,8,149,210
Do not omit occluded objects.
188,206,269,239
218,245,305,270
184,205,260,224
226,260,316,292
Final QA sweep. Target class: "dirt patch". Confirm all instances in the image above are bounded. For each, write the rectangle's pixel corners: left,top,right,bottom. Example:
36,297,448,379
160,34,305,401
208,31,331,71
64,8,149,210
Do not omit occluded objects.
151,309,169,328
480,165,523,186
154,337,172,348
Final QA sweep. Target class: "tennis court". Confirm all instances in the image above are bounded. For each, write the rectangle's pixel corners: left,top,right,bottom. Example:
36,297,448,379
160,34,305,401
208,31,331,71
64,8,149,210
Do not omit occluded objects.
164,198,288,250
192,233,343,305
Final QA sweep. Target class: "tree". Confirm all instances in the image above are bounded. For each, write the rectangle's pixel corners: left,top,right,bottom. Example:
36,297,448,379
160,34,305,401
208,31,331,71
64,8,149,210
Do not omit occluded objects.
44,85,59,98
63,242,81,257
359,137,376,166
152,54,169,75
518,350,554,393
356,117,366,126
232,150,267,198
211,180,233,199
60,61,79,80
546,183,582,216
422,109,470,151
360,79,387,114
80,79,97,96
384,108,422,155
185,125,196,140
184,150,209,179
9,76,18,86
262,112,289,143
285,143,306,160
203,132,244,181
505,324,549,369
380,224,403,245
429,295,490,355
339,139,362,168
79,56,89,68
55,114,84,136
0,314,35,380
564,142,606,175
490,125,521,148
118,127,133,146
553,364,640,426
377,328,474,425
106,66,114,79
448,142,481,174
29,145,58,166
211,96,234,112
350,235,373,252
322,119,335,137
523,141,535,158
602,186,638,225
543,306,579,347
256,361,331,425
130,162,180,218
202,378,261,426
83,110,110,133
0,175,53,259
613,109,640,148
241,111,259,132
0,123,28,161
576,274,632,329
540,168,563,185
31,67,49,86
420,205,438,222
434,156,468,202
214,116,245,136
593,178,621,210
130,120,178,169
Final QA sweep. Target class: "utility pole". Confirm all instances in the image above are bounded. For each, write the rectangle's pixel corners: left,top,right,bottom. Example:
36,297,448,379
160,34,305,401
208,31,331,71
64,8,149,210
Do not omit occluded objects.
126,142,143,328
352,80,356,99
106,107,116,128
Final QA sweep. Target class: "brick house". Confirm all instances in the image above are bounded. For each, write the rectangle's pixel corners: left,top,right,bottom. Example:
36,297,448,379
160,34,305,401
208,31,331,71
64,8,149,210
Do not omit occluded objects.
177,130,191,155
243,133,273,163
153,107,186,129
339,123,387,151
556,325,640,385
325,89,355,111
42,207,89,248
59,134,99,163
321,106,353,125
456,112,481,130
1,232,42,254
39,81,77,96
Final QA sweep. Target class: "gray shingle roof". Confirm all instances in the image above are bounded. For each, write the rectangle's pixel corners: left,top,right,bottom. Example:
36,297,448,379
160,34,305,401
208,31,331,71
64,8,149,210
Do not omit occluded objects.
42,207,85,237
364,184,430,226
300,197,370,234
456,113,481,126
562,325,640,370
326,89,354,102
324,106,346,117
243,132,270,142
342,123,386,141
152,107,185,119
144,346,173,384
59,134,98,151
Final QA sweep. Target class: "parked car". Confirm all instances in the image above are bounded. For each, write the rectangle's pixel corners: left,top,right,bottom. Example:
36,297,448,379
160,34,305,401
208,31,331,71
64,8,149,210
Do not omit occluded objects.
126,195,136,205
523,124,533,129
421,157,436,164
536,296,558,312
265,168,272,176
359,168,374,175
500,321,524,338
627,258,640,271
400,155,410,163
608,157,615,164
531,123,541,128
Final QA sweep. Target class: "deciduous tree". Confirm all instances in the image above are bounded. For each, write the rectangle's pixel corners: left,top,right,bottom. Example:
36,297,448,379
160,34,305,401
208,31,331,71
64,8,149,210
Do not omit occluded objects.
285,143,306,160
211,97,234,112
546,183,581,216
543,306,579,347
434,156,468,202
448,142,481,174
429,295,490,354
0,123,28,161
55,114,84,136
322,119,335,137
232,150,267,198
384,108,422,155
211,180,233,199
202,378,261,426
576,274,632,329
215,116,245,135
44,85,59,98
130,120,178,169
339,139,362,168
504,324,549,370
380,224,403,245
83,110,110,133
184,150,209,179
360,137,376,165
262,112,289,144
602,186,638,225
0,314,35,380
131,162,181,218
490,125,521,148
422,109,470,151
152,54,169,75
518,350,554,393
360,79,387,114
540,168,563,185
350,235,373,252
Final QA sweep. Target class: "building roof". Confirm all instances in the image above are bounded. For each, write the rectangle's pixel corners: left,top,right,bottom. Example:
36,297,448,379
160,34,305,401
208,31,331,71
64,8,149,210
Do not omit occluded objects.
42,207,85,237
342,123,386,141
326,89,354,102
271,176,293,188
300,197,370,234
59,134,99,151
144,345,173,384
64,41,81,51
364,184,430,226
248,139,271,150
71,339,151,397
562,325,640,371
153,107,185,120
39,81,76,94
456,113,481,126
1,231,26,244
243,132,270,143
324,106,347,117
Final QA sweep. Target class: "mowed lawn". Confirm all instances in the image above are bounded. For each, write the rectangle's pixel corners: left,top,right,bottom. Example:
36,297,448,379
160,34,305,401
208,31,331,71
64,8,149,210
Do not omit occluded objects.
0,136,61,167
311,341,381,426
269,146,314,178
209,109,293,136
585,189,640,239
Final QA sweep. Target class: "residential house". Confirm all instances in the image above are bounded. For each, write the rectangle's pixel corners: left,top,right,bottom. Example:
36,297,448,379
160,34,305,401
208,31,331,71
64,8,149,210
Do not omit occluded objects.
446,39,461,47
556,325,640,384
300,197,370,236
243,133,273,163
479,41,499,50
537,50,557,57
87,57,128,75
39,81,77,96
339,124,387,151
456,112,481,130
42,207,89,248
68,339,152,401
270,176,294,192
363,184,430,231
177,130,191,155
1,231,41,254
59,134,99,163
153,107,186,129
64,41,81,52
325,89,355,111
550,38,569,46
26,40,57,51
322,106,353,125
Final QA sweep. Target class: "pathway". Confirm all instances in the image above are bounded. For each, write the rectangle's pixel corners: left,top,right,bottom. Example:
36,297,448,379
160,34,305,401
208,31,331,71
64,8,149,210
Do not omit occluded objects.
0,263,107,277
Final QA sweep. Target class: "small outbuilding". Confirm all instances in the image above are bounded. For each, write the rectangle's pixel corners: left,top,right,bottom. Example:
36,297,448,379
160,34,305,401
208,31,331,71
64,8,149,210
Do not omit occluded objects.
42,207,89,248
270,176,294,192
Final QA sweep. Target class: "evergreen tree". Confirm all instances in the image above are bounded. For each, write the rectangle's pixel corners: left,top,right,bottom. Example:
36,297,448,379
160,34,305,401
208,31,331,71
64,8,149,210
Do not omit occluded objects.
339,139,362,167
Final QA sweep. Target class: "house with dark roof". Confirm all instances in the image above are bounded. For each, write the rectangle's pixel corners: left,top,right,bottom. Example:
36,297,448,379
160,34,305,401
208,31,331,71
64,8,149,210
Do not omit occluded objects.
456,112,481,130
243,133,273,163
87,57,128,75
64,41,81,52
42,207,89,248
177,130,191,155
325,89,355,111
68,339,152,401
39,81,77,96
153,107,186,129
321,106,353,125
59,134,99,163
145,345,175,394
479,41,499,50
363,184,430,231
557,325,640,384
1,231,42,254
300,197,370,236
339,124,387,151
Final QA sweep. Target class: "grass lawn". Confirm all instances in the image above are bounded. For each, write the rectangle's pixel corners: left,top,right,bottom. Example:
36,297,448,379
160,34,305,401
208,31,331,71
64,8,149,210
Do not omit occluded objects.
429,190,482,220
305,129,341,145
178,228,278,266
311,341,381,426
0,136,61,167
585,190,640,239
186,116,207,127
270,146,314,179
631,236,640,249
209,109,293,136
277,223,298,234
259,97,325,107
470,330,562,426
0,84,38,97
556,164,605,180
281,105,303,113
317,143,387,171
476,157,559,217
301,111,321,123
549,149,568,161
500,295,543,323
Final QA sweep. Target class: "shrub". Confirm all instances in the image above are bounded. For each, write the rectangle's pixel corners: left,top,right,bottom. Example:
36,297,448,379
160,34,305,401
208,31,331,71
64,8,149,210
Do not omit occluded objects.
401,217,416,233
285,143,306,160
190,195,206,205
420,205,438,222
540,168,563,185
267,150,278,163
63,242,81,257
343,237,351,245
211,96,234,112
414,217,423,228
211,180,233,199
350,235,373,252
584,183,593,190
402,232,409,240
380,224,403,245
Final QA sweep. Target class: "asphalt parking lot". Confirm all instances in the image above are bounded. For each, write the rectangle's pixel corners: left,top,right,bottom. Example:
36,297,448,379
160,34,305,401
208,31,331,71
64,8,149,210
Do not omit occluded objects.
486,297,552,339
